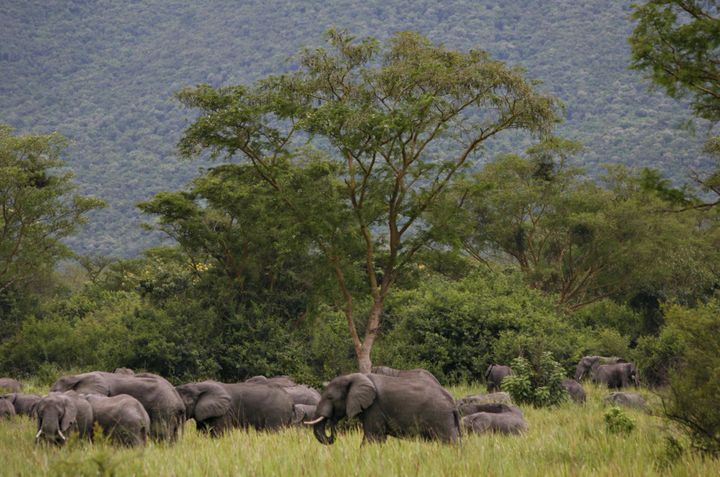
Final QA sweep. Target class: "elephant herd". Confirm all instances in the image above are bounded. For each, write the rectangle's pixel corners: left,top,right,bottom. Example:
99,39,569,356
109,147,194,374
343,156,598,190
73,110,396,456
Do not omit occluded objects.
0,356,645,447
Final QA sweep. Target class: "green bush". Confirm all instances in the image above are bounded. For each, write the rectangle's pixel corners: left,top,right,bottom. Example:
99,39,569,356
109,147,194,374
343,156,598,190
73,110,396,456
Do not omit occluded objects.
662,299,720,455
604,406,636,434
375,269,585,384
501,353,567,407
635,328,684,387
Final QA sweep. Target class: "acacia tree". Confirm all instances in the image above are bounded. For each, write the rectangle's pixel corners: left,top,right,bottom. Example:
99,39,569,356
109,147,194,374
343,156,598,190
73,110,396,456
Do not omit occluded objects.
455,139,717,309
177,30,559,372
630,0,720,208
0,125,104,295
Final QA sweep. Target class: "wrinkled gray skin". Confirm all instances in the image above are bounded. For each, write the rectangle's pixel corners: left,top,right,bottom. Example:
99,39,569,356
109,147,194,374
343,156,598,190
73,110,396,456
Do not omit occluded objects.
51,371,185,442
604,392,647,410
371,366,441,385
485,365,512,392
463,412,528,435
457,392,513,406
0,378,22,393
35,391,93,445
176,380,293,437
574,356,626,381
114,367,135,375
311,373,460,445
0,398,15,419
591,363,639,389
245,376,321,406
562,379,586,403
292,404,317,425
458,401,523,417
85,394,150,446
1,393,41,417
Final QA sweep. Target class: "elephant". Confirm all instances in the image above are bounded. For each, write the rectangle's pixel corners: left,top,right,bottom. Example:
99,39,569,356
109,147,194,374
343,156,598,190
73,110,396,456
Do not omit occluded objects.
458,401,523,417
0,398,15,419
591,362,639,389
85,394,150,446
574,356,626,381
457,392,513,406
246,375,321,406
562,379,586,403
35,391,93,445
51,371,185,442
463,412,528,435
307,373,460,445
292,403,317,425
0,393,41,417
175,380,294,436
485,365,512,392
604,392,647,411
113,367,135,375
371,366,441,385
0,378,22,393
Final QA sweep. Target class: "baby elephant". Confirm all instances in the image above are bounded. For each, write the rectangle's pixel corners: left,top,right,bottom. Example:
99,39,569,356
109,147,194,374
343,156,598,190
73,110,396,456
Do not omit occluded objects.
85,394,151,446
458,402,523,417
35,391,94,445
457,392,513,407
485,365,512,392
604,392,647,411
562,379,586,403
0,398,15,419
463,412,528,435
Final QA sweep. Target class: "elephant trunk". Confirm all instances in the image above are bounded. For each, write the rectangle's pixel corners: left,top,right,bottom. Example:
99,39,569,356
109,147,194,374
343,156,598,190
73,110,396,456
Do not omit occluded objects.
313,418,336,445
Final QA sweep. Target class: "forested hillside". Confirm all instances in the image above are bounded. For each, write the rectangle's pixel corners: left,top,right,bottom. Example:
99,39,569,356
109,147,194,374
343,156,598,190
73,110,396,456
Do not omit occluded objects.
0,0,710,256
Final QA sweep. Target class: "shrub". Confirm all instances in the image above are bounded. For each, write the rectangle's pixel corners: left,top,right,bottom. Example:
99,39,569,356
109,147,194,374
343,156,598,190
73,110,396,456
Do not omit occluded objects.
502,353,567,407
375,269,584,384
661,299,720,455
604,406,636,434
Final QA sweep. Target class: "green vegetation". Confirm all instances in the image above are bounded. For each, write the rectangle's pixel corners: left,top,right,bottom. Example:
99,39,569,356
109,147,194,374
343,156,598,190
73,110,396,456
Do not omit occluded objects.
1,0,711,257
502,354,568,407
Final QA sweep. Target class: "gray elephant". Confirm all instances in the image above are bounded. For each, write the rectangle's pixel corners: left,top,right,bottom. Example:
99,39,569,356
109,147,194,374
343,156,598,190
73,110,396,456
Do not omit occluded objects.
485,365,512,392
292,403,317,425
1,393,41,417
463,412,528,435
371,366,441,385
245,375,321,406
591,362,639,389
458,401,523,417
561,379,586,403
0,378,22,393
306,373,460,445
51,371,185,442
457,392,513,406
574,356,626,381
113,367,135,375
85,394,150,446
176,380,294,436
604,392,647,410
35,391,93,445
0,398,15,419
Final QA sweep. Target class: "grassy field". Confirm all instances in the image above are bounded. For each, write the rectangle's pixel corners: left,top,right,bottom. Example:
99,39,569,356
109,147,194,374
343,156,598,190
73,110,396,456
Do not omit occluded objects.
1,383,718,476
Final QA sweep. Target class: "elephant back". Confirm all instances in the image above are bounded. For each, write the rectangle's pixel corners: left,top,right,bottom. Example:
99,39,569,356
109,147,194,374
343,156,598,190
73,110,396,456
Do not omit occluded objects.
225,382,294,430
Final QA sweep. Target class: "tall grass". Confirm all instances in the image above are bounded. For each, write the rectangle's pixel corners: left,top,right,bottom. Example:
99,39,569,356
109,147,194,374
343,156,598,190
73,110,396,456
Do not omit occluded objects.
1,384,717,476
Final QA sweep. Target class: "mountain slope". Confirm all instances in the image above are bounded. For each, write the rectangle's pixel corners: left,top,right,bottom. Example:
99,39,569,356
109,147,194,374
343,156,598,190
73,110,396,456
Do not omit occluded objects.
0,0,708,256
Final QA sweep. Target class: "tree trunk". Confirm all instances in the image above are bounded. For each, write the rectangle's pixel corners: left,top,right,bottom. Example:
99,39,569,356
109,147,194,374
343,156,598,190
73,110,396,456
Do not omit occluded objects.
356,298,384,373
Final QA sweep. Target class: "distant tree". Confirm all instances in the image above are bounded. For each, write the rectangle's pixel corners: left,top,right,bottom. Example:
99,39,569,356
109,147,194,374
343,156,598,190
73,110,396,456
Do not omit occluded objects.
454,139,717,309
177,30,560,372
0,125,104,296
630,1,720,208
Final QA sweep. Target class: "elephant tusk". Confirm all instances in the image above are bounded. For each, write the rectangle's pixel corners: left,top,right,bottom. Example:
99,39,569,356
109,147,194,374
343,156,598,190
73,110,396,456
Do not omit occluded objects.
58,430,66,441
304,416,325,425
35,429,43,439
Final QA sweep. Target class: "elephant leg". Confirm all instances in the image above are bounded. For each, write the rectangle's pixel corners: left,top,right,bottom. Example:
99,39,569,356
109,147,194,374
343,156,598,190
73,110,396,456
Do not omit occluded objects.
362,416,388,444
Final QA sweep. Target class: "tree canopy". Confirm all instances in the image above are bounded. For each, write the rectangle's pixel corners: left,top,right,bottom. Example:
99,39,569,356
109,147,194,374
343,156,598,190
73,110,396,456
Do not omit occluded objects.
176,29,560,371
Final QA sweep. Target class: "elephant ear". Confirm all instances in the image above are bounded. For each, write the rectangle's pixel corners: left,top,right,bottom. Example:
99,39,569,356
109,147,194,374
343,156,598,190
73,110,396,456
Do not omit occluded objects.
195,382,232,422
346,374,377,419
60,399,77,432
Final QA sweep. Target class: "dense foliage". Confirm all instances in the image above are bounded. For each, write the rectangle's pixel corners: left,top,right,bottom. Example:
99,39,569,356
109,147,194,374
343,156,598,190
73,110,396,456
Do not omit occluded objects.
502,354,568,407
0,0,711,257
